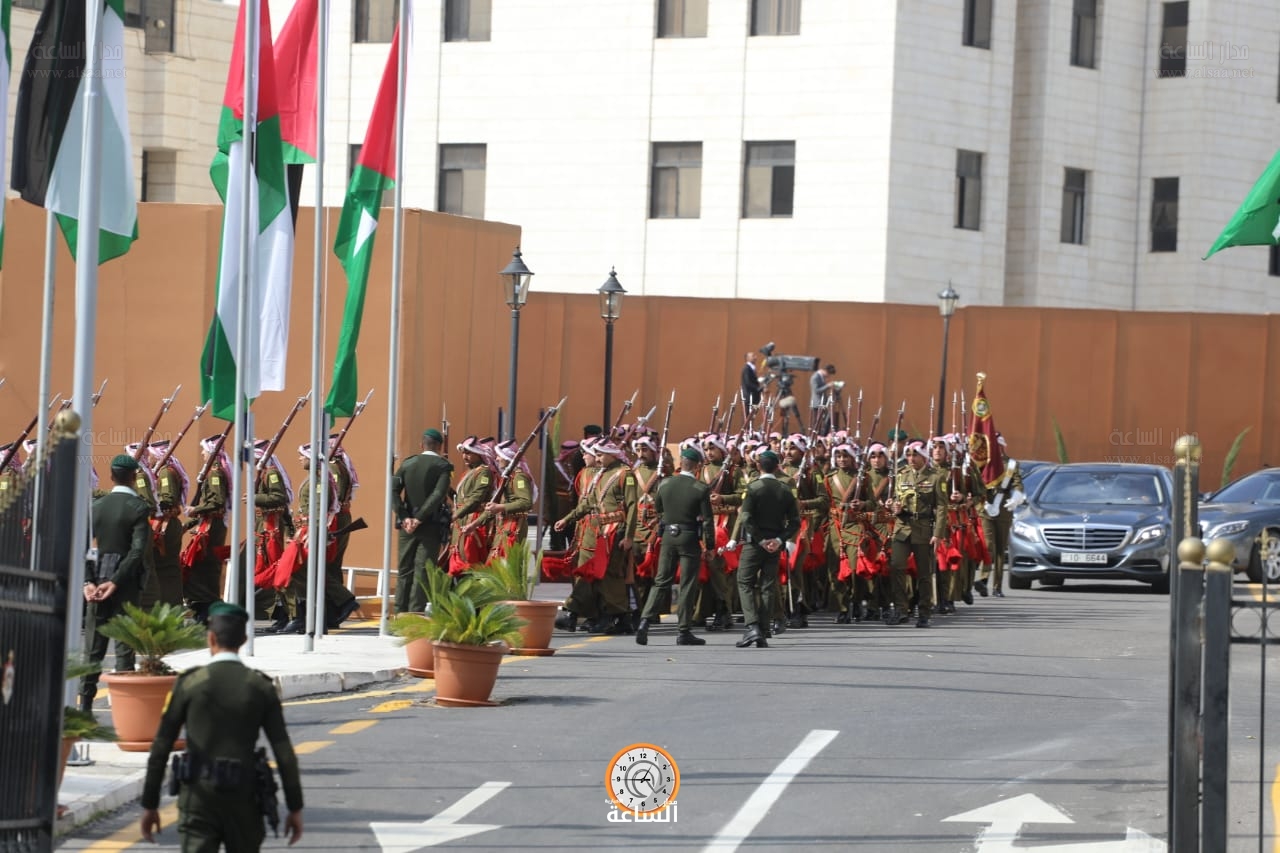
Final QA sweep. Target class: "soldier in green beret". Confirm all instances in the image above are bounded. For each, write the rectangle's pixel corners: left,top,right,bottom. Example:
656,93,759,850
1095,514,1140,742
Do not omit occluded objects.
140,601,304,851
635,446,716,646
730,450,801,649
391,429,454,612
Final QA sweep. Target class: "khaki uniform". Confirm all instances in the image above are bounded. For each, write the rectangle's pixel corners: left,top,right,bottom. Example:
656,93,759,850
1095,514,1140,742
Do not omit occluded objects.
480,468,534,559
631,460,662,616
559,460,638,627
890,464,948,619
780,462,828,622
184,466,229,618
701,459,744,624
149,461,186,606
976,463,1025,593
450,463,494,570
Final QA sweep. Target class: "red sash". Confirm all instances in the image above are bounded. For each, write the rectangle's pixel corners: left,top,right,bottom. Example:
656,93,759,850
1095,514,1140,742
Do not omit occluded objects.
715,518,739,572
179,518,210,574
935,534,963,573
575,520,619,581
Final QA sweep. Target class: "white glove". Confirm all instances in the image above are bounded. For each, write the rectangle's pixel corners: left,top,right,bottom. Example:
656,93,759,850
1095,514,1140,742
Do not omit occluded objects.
722,540,738,553
1007,489,1027,511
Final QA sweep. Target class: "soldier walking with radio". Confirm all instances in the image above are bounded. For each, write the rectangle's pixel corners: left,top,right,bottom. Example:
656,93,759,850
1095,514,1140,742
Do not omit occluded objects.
140,602,304,851
635,446,716,647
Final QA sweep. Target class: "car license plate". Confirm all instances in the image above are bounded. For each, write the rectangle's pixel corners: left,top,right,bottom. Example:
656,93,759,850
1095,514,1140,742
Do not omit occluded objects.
1061,552,1108,565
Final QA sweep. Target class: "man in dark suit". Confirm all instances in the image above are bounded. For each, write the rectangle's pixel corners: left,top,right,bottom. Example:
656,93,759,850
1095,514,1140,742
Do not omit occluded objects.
728,450,800,649
635,446,716,647
391,429,454,613
140,602,304,851
740,353,763,408
80,454,153,710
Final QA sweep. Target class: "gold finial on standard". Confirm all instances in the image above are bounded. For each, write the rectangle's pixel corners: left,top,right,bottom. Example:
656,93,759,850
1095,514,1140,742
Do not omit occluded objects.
1205,537,1235,567
976,372,986,392
1177,537,1205,565
1173,434,1203,463
53,409,82,438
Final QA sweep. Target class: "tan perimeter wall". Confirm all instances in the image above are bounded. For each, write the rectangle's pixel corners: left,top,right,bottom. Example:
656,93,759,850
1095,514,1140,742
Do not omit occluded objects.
0,198,1272,577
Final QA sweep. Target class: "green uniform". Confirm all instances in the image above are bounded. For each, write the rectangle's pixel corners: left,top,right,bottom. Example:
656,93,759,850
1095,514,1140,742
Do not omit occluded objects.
479,467,534,558
697,459,742,625
245,464,294,620
392,451,454,612
142,655,304,852
81,487,151,706
631,460,662,615
185,466,229,616
130,466,161,608
824,466,862,618
780,462,828,622
560,460,638,626
324,457,358,619
450,463,494,564
150,462,187,606
735,474,801,632
640,472,715,630
890,464,948,620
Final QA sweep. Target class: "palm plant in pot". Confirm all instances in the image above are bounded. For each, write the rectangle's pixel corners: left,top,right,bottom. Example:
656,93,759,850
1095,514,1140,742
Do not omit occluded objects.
471,542,560,656
97,601,207,752
61,659,117,786
405,563,525,707
388,562,448,678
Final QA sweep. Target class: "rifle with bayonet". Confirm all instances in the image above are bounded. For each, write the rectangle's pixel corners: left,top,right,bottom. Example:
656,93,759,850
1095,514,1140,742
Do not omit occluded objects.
611,389,638,437
194,420,234,491
653,391,676,482
255,393,311,481
132,384,181,461
719,391,739,435
619,403,657,447
488,397,567,502
707,394,721,434
441,403,450,459
329,389,374,460
151,403,208,474
886,401,907,509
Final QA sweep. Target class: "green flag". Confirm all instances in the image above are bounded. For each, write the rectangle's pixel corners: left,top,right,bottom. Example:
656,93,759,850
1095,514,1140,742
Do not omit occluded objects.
325,27,399,418
1205,149,1280,259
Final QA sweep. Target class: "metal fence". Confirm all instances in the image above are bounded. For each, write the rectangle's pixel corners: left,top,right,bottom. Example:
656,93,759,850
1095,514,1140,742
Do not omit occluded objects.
0,429,77,853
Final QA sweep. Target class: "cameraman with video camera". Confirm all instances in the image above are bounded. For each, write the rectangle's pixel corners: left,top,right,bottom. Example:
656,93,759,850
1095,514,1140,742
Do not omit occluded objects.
758,344,818,435
809,364,843,433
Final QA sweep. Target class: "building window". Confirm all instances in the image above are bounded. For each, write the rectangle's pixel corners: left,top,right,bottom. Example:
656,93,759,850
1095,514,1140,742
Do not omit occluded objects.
140,149,176,203
750,0,800,36
955,150,983,231
742,142,795,218
1150,177,1179,252
348,145,394,208
1270,245,1280,277
1060,168,1087,245
1070,0,1097,68
650,143,702,219
13,0,44,11
962,0,992,49
355,0,398,44
438,144,486,219
444,0,490,42
120,0,174,51
657,0,707,38
1159,2,1188,77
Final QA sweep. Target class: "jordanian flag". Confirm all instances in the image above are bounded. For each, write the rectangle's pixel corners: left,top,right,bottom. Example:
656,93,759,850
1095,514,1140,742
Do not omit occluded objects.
10,0,137,264
200,0,294,420
325,28,399,418
274,0,318,221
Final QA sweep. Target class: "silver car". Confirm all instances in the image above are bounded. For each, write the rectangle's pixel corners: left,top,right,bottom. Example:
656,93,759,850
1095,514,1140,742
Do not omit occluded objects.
1197,468,1280,583
1008,463,1173,593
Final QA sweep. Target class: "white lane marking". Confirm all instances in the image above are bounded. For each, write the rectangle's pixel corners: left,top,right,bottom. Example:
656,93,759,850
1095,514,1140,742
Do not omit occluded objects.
702,729,839,853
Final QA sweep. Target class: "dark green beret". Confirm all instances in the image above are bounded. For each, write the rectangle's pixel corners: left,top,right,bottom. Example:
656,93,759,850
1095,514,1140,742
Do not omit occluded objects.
583,424,604,437
680,447,703,462
208,601,249,621
886,428,908,441
757,449,779,463
109,454,139,471
422,428,443,442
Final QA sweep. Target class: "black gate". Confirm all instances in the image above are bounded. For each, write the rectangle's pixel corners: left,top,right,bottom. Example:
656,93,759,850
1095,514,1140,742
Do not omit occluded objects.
0,426,77,853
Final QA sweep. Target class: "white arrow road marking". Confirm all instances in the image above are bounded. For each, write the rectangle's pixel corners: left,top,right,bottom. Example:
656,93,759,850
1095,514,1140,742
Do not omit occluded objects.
943,793,1166,853
702,729,839,853
370,781,511,852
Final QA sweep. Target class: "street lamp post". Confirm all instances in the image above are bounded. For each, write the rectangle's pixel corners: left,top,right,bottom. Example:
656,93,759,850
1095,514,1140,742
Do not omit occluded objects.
500,247,533,441
598,268,626,427
937,283,960,436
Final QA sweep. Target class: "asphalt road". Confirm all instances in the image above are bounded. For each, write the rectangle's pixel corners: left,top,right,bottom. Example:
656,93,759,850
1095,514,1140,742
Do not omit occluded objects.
56,580,1280,852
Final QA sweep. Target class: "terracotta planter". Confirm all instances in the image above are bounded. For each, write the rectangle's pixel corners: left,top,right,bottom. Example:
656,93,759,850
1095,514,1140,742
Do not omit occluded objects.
504,600,559,656
405,637,435,678
432,641,506,707
101,672,185,753
59,737,77,788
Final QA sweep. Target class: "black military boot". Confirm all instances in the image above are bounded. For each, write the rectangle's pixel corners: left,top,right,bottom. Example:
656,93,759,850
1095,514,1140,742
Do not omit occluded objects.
974,578,989,598
554,610,579,632
675,630,706,646
635,618,650,646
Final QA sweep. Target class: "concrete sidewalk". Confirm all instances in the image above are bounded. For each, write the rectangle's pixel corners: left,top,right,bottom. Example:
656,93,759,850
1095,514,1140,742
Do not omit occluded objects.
57,621,412,836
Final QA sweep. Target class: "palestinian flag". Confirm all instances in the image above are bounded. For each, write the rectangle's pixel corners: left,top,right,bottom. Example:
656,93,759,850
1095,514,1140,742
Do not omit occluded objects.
200,0,294,420
967,373,1006,488
325,27,399,418
273,0,318,221
11,0,137,264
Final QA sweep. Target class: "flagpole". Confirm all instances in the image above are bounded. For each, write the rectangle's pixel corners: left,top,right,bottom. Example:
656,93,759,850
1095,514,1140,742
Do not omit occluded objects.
379,4,408,636
65,0,106,668
30,212,56,576
304,0,328,651
231,0,260,656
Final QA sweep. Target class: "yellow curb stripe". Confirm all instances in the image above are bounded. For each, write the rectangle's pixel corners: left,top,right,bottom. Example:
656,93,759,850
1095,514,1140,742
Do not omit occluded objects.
371,699,413,713
1273,762,1280,853
329,719,378,735
293,740,335,755
79,802,179,851
586,635,613,643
